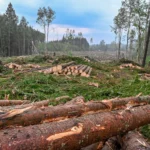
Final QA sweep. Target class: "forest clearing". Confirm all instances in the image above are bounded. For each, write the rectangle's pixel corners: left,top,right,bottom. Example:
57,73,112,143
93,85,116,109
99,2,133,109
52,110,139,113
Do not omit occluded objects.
0,54,150,149
1,0,150,149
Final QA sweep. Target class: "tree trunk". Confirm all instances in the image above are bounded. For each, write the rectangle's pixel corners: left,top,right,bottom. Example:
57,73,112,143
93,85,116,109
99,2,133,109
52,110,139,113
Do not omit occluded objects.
126,8,132,60
23,29,25,55
121,131,150,150
81,142,104,150
137,20,141,63
0,96,149,128
47,24,49,43
0,100,50,113
142,2,150,67
118,29,122,59
142,19,150,67
0,104,150,150
0,100,29,106
101,137,120,150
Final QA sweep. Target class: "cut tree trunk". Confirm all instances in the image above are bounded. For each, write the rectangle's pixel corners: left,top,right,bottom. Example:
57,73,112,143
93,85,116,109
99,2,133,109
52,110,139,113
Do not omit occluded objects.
121,131,150,150
79,65,87,73
102,137,120,150
81,142,104,150
101,96,150,109
61,61,75,69
79,65,88,74
81,137,120,150
0,100,50,113
0,96,150,128
0,100,29,106
86,68,92,77
0,104,150,149
81,66,91,77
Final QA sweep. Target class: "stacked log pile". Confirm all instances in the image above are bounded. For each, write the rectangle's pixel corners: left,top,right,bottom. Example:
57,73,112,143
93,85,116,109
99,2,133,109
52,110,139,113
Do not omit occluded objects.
39,61,92,77
0,96,150,149
4,62,92,77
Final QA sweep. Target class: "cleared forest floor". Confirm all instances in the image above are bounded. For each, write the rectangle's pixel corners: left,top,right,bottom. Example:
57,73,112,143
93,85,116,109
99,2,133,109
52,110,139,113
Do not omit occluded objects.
0,54,150,138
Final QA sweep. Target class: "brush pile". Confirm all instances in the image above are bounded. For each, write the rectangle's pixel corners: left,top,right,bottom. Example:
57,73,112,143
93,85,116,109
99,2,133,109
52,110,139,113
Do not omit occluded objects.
4,62,22,70
119,63,142,70
39,61,92,77
0,95,150,149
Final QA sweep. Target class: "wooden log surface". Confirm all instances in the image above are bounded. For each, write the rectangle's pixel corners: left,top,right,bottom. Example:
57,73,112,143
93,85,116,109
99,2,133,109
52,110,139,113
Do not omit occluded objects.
86,68,92,77
0,100,29,106
121,131,150,150
0,96,150,128
61,61,75,69
0,100,50,113
101,137,120,150
81,142,104,150
0,104,150,150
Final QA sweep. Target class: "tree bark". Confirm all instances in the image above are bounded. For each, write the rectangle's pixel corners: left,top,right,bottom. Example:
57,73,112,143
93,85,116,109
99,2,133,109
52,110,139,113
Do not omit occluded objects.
102,137,120,150
0,96,150,128
142,1,150,67
121,131,150,150
0,104,150,150
0,100,29,106
142,19,150,67
118,29,122,59
0,100,50,113
81,142,104,150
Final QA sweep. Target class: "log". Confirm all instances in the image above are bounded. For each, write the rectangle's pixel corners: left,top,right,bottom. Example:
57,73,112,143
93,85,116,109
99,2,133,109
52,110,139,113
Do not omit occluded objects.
81,66,91,77
43,68,53,74
120,131,150,150
55,96,70,102
86,68,92,77
79,65,88,73
0,105,150,150
0,100,50,113
102,96,150,110
0,96,150,128
65,96,85,105
81,137,120,150
61,61,75,69
81,142,104,150
0,100,29,106
101,137,120,150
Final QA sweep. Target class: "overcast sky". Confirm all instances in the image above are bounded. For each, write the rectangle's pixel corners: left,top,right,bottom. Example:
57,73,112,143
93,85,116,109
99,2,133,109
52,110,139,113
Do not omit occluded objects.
0,0,122,44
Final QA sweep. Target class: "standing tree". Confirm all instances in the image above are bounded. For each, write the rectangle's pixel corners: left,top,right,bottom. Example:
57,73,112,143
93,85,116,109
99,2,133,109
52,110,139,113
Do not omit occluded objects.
36,7,55,51
5,2,18,56
112,7,127,59
19,16,28,55
122,0,135,57
46,7,55,43
99,40,106,50
142,0,150,67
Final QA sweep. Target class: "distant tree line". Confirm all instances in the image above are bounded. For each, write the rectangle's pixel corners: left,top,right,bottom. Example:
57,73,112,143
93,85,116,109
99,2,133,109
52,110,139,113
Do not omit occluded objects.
37,29,90,52
62,29,89,50
90,40,126,51
0,3,45,57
